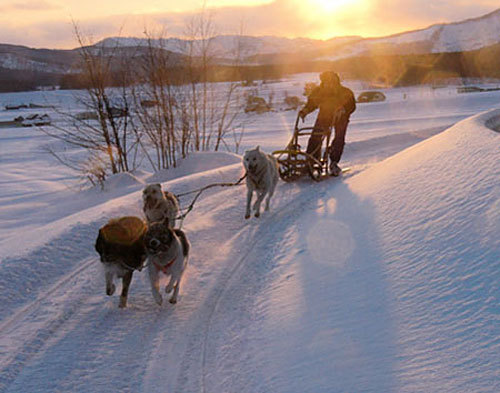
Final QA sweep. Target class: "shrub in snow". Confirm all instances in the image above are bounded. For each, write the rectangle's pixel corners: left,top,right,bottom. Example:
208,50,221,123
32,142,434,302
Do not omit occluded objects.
283,95,303,111
245,95,271,113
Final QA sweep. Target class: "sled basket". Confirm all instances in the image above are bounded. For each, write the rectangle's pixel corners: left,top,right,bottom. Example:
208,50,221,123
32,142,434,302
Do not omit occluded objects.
272,114,333,182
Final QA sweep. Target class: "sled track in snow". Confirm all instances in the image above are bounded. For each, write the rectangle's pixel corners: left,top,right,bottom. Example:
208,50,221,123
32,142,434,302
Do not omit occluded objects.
0,220,102,324
199,225,264,393
0,257,97,336
0,169,361,392
0,256,100,391
189,173,359,393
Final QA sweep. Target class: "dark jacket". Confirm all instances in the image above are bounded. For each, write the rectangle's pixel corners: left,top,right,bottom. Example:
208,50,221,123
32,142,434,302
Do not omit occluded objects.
302,83,356,128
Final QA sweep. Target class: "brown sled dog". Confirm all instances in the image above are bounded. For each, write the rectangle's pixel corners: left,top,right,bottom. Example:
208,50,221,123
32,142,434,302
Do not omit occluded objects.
95,216,147,308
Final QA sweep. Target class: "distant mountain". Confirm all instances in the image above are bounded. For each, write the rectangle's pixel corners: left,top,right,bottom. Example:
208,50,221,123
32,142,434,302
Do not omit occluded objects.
0,7,499,91
0,44,185,91
0,44,78,73
320,7,500,61
96,35,361,60
98,8,500,63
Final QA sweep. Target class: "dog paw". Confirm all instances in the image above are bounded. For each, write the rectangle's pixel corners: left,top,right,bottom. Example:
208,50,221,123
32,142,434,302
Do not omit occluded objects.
169,297,177,304
119,297,127,308
106,284,116,296
153,293,163,306
165,285,173,294
254,211,260,218
245,213,250,219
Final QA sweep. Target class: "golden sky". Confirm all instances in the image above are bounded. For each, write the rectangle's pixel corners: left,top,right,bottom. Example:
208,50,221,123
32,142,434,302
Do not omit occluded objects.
0,0,498,48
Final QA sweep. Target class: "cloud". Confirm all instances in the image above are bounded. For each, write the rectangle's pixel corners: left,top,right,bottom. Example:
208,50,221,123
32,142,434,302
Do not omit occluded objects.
147,0,500,39
364,0,500,36
0,0,498,48
0,23,73,49
0,17,126,49
0,1,61,12
150,0,315,37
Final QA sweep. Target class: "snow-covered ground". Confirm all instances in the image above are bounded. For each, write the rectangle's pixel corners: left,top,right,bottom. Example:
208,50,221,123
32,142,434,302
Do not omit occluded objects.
1,74,500,392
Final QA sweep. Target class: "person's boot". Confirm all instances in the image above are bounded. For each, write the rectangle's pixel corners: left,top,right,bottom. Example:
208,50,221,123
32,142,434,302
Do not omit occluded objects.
329,161,341,177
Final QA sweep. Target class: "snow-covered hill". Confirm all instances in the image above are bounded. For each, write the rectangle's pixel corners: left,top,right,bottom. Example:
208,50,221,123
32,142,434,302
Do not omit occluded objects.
322,7,500,60
0,44,77,73
341,110,500,391
97,35,360,58
433,8,500,52
99,8,500,61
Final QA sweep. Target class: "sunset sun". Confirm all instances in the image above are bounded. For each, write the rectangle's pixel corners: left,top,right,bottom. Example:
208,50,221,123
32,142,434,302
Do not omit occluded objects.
308,0,353,13
294,0,369,39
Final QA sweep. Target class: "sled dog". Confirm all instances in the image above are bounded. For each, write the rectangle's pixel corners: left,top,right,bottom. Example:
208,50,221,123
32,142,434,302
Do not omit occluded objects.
142,183,180,227
144,218,190,305
243,145,279,219
95,216,147,308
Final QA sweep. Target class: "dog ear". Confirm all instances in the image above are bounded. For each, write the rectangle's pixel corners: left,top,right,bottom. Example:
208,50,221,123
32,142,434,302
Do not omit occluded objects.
162,216,170,227
256,145,261,151
155,183,161,189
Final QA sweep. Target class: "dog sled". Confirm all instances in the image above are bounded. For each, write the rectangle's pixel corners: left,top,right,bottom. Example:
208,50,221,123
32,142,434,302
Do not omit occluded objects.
273,113,337,182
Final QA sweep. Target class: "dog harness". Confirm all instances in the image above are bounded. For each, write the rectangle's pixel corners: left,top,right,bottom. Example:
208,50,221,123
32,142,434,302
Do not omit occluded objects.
247,165,267,190
153,255,177,274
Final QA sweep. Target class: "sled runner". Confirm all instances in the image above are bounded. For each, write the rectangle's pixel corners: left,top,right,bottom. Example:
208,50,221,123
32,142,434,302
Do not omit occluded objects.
272,113,348,181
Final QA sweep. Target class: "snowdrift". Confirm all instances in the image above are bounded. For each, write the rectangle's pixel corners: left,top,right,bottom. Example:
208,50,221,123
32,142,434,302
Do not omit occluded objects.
194,109,500,393
336,109,500,391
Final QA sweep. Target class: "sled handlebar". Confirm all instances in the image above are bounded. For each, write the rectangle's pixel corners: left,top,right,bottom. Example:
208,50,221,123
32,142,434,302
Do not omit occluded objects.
294,112,301,130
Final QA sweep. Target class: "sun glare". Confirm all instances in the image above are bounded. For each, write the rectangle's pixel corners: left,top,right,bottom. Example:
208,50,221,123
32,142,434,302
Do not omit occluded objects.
292,0,370,39
309,0,352,13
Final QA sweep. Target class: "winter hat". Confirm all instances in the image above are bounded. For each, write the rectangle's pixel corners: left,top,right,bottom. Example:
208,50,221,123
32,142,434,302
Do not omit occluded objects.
320,71,340,85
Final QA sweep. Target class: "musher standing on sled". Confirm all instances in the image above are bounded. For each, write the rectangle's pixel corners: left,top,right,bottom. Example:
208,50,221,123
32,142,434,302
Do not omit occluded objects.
298,71,356,176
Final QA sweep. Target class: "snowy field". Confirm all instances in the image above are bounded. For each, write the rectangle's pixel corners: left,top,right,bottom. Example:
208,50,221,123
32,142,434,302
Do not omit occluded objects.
1,73,500,392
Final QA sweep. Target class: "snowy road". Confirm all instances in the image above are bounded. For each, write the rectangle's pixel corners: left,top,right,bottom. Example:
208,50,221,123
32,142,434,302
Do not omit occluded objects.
0,163,362,392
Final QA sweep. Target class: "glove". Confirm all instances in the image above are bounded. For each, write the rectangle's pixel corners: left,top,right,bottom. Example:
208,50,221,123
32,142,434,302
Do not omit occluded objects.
298,110,307,122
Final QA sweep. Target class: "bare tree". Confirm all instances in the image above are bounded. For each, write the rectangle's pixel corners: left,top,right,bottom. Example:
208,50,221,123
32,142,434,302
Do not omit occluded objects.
182,9,246,152
131,30,177,171
182,5,217,151
41,23,139,186
43,16,249,187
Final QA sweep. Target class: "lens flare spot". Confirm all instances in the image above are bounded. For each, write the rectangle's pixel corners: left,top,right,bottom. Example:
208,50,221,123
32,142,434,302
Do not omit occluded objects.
306,219,354,268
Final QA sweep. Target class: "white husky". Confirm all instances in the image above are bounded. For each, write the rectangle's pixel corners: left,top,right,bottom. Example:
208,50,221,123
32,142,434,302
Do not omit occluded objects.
243,146,279,219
